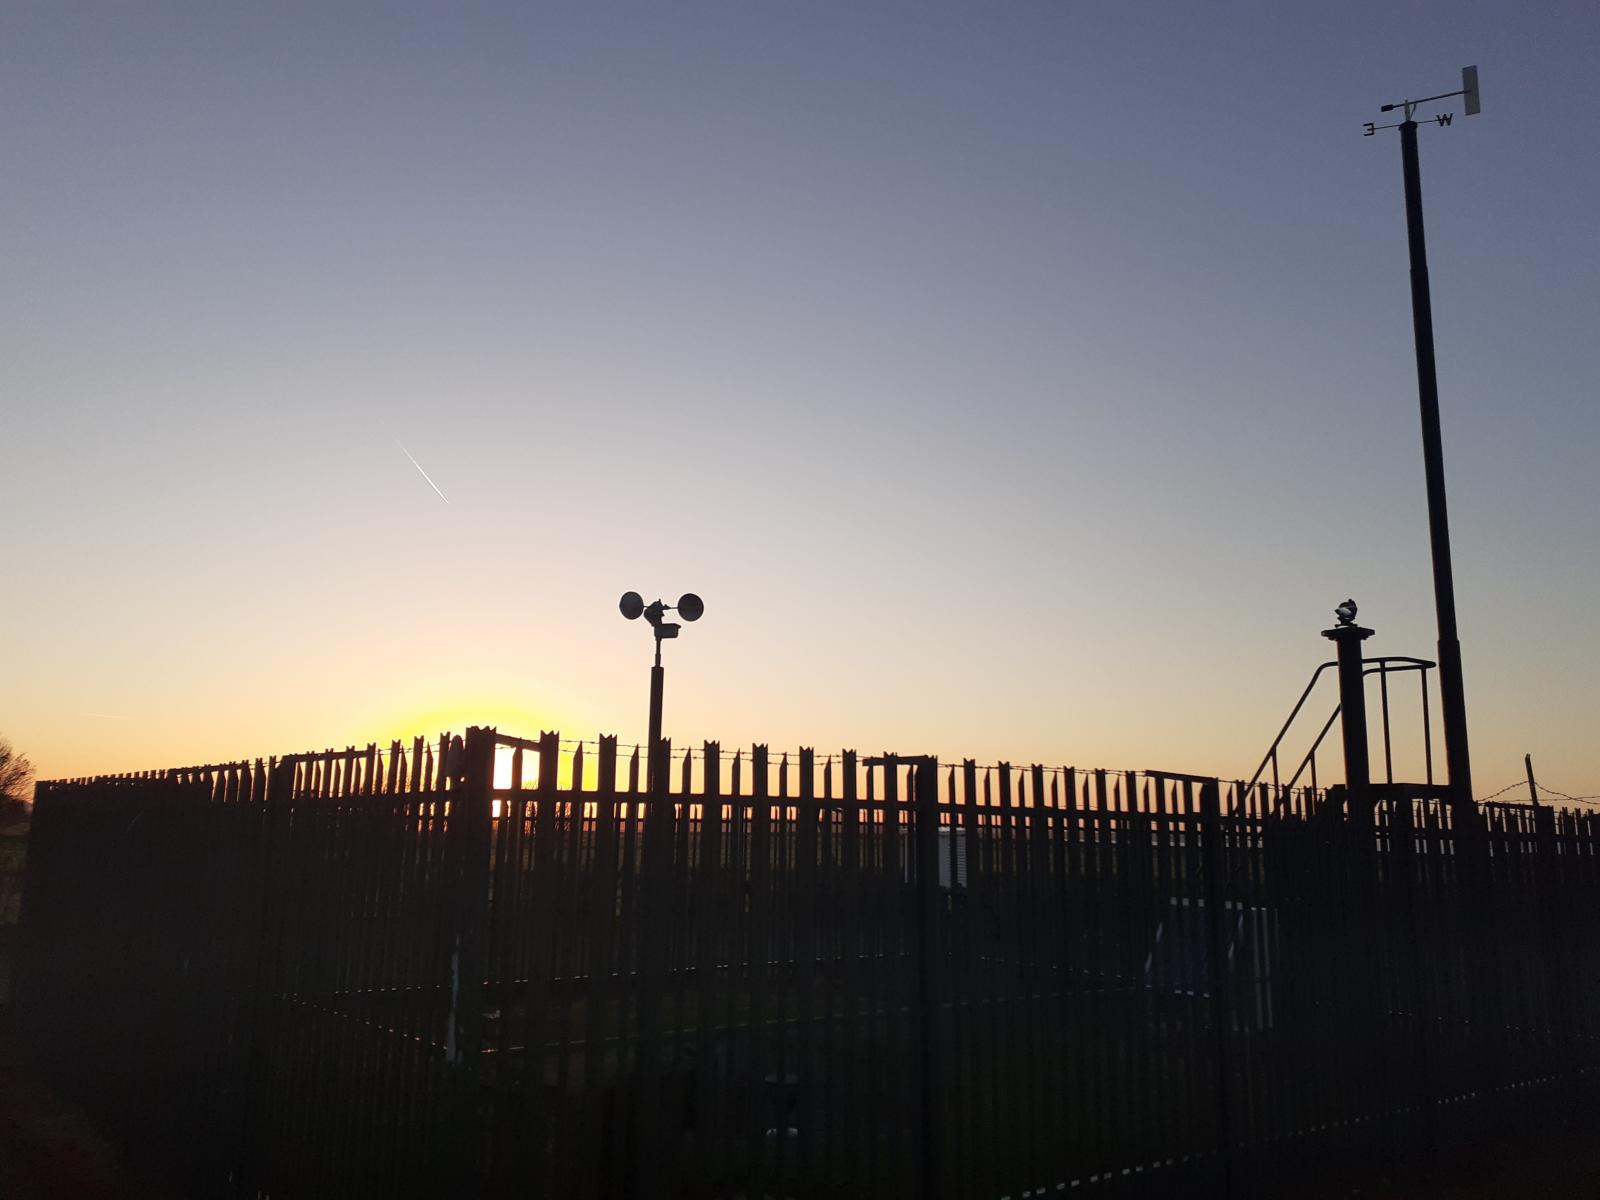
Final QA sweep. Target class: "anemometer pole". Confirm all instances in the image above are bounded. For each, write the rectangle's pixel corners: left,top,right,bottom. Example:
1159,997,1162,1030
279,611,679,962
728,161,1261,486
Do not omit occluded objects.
648,645,665,790
1366,66,1480,818
619,590,701,1198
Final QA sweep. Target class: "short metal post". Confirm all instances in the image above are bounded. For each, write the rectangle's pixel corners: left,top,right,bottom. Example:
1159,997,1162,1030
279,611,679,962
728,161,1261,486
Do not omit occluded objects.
1322,620,1376,802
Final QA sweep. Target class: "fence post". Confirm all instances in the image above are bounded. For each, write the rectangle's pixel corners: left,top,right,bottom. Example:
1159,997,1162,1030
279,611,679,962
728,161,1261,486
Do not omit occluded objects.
1389,791,1438,1165
446,728,495,1190
1533,804,1577,1126
912,757,943,1200
1453,799,1501,1136
232,755,295,1193
1200,778,1237,1195
633,738,675,1198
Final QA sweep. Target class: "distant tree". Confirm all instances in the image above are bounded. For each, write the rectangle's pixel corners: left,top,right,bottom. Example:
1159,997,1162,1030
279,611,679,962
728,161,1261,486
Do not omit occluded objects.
0,736,34,820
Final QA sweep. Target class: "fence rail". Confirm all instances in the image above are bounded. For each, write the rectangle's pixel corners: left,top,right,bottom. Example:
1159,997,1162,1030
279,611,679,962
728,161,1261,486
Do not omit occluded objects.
15,727,1600,1198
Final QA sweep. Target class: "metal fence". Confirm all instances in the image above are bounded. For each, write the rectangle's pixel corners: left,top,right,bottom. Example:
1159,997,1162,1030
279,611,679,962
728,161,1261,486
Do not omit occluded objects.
15,727,1600,1198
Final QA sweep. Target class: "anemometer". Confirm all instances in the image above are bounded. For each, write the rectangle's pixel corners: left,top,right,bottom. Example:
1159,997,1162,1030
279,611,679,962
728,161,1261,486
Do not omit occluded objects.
620,590,705,791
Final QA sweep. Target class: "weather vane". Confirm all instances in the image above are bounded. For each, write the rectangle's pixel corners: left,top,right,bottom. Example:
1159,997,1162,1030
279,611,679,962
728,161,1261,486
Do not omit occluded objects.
1364,65,1479,136
1361,64,1483,815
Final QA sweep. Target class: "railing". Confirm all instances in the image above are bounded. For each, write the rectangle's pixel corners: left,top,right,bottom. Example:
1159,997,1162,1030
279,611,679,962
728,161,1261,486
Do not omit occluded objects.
1241,656,1436,809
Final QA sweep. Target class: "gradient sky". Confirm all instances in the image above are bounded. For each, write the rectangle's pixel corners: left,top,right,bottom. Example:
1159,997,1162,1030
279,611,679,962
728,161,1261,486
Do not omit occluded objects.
3,2,1596,799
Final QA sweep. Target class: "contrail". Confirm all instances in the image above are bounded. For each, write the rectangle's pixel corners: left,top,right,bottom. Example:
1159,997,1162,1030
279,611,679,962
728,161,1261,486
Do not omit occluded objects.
84,712,128,719
397,441,451,504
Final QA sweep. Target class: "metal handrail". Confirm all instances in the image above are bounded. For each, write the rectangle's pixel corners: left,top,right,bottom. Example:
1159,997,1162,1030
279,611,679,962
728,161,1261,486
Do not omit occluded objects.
1242,656,1437,806
1243,660,1337,796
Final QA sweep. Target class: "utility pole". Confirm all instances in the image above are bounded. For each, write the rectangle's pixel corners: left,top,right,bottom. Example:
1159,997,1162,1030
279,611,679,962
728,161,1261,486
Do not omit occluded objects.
1365,66,1481,818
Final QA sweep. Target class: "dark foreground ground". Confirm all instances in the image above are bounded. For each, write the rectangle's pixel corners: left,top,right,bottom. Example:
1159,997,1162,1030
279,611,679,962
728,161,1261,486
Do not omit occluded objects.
1,1039,1597,1200
0,936,1596,1200
1295,1140,1600,1199
0,912,173,1199
0,1002,177,1198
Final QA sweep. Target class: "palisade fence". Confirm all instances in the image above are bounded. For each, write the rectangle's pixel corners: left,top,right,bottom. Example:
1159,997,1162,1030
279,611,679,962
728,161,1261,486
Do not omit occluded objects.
14,726,1600,1198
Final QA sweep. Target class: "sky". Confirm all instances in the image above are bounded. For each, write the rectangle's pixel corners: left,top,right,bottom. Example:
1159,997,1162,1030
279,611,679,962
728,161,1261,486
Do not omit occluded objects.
2,2,1596,800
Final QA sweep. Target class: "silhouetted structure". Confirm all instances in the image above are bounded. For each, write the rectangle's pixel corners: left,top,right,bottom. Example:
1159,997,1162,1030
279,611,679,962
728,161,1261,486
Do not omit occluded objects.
619,589,704,792
15,726,1600,1198
1368,66,1484,815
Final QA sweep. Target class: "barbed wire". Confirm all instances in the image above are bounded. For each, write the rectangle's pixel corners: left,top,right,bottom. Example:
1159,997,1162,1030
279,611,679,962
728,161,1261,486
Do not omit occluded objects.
1476,779,1600,807
1531,785,1600,805
1477,781,1528,802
